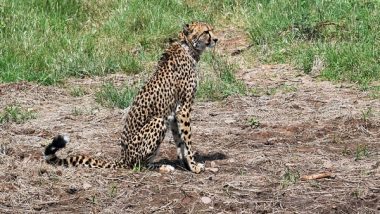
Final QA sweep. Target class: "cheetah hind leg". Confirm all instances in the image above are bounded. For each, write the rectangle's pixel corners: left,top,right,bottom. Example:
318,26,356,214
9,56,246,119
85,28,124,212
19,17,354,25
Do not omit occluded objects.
132,117,175,173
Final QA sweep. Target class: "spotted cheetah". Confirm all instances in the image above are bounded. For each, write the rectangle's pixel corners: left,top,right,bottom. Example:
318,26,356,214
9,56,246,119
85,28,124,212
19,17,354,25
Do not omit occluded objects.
44,22,218,173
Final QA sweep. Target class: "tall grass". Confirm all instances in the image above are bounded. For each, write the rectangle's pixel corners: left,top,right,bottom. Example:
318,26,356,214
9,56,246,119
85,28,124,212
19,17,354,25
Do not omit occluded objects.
1,0,379,86
246,0,380,85
0,0,212,85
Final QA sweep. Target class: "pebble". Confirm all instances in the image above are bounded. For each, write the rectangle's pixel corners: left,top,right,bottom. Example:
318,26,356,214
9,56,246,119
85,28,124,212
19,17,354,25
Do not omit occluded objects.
201,196,212,204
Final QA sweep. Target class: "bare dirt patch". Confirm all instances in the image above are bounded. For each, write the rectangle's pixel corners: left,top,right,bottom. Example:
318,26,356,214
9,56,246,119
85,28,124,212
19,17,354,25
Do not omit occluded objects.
1,30,379,213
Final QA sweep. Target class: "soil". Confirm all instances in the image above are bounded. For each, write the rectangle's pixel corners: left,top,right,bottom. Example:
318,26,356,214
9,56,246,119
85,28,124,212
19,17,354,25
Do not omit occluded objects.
0,30,379,214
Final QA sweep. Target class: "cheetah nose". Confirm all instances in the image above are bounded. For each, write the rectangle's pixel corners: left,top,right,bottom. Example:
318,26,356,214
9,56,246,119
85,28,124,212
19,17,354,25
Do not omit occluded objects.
213,38,218,43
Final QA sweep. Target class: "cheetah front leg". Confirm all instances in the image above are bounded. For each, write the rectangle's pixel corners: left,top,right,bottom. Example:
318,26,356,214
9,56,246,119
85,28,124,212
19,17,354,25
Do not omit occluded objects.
169,113,185,161
175,104,205,173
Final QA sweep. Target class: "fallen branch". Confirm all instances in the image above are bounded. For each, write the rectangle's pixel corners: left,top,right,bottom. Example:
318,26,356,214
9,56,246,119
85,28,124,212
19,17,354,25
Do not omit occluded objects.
301,172,334,181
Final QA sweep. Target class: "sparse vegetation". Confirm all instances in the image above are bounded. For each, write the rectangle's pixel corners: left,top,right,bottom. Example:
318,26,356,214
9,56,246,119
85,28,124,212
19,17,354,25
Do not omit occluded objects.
95,82,138,109
354,144,369,161
247,117,260,128
361,107,373,123
132,162,142,173
69,86,87,97
108,183,118,198
197,53,246,100
71,107,84,116
281,167,300,188
0,105,36,124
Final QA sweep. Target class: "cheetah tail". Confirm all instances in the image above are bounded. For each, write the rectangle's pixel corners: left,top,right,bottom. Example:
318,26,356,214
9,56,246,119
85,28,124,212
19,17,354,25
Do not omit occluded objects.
44,135,124,169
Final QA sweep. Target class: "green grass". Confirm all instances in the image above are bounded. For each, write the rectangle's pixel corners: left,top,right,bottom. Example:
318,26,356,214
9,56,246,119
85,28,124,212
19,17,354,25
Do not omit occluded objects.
0,0,214,85
361,85,380,99
95,82,138,109
0,105,36,124
1,0,379,88
245,0,380,85
69,86,87,97
132,162,142,173
197,53,246,100
281,167,300,188
247,117,260,128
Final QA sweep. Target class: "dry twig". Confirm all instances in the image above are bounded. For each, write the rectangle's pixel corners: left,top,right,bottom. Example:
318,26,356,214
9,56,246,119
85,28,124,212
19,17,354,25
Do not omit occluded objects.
301,172,334,181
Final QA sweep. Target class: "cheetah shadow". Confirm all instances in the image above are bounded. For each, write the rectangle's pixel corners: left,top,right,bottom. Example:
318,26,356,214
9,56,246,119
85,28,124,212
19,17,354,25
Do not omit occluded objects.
155,152,227,171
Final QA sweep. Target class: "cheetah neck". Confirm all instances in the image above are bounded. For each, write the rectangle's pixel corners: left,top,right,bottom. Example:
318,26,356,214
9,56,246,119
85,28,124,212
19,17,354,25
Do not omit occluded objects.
180,40,201,62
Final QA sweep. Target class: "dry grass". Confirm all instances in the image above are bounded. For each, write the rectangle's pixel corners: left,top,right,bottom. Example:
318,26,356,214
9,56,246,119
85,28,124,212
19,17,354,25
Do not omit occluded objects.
0,29,379,213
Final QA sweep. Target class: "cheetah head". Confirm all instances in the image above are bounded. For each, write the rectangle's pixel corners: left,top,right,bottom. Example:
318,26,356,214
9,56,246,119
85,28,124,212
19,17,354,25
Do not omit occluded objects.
179,22,218,52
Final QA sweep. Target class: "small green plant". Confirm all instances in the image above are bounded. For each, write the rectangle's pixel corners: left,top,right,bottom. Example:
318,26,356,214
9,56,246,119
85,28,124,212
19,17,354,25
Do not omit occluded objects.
132,162,142,173
265,87,278,96
264,84,298,96
71,107,84,116
0,105,36,124
361,107,373,123
354,144,369,161
70,86,87,97
331,134,342,144
238,168,247,176
280,84,298,93
351,189,362,199
223,184,232,197
248,117,260,128
95,83,138,109
281,167,300,188
249,87,266,97
89,195,96,204
109,183,118,198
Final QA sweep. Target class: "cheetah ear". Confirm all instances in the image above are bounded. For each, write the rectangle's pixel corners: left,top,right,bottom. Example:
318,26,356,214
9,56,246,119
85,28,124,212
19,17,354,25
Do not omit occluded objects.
183,24,190,36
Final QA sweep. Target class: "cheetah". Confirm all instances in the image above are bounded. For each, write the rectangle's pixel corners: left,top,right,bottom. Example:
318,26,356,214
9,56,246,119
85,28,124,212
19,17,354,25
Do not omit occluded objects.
44,22,218,173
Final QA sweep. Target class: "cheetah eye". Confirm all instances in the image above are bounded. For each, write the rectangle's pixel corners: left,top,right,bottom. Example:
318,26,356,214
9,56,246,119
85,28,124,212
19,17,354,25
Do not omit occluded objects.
204,30,209,34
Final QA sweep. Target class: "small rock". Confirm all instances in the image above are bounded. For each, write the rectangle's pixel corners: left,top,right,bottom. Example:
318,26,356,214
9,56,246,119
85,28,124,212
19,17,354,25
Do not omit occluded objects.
206,167,219,173
210,161,217,168
201,196,212,204
224,118,236,124
82,182,92,190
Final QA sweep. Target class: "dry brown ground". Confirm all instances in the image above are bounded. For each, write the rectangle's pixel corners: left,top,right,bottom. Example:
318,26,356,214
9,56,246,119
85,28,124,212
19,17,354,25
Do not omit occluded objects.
0,30,379,213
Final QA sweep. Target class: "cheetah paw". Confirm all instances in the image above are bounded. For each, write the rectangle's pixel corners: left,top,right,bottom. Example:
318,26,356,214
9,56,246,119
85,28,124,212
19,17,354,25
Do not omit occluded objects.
192,163,205,174
159,165,175,173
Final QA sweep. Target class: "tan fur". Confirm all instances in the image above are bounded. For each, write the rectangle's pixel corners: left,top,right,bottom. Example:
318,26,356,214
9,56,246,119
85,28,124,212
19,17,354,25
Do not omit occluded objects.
45,22,218,173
